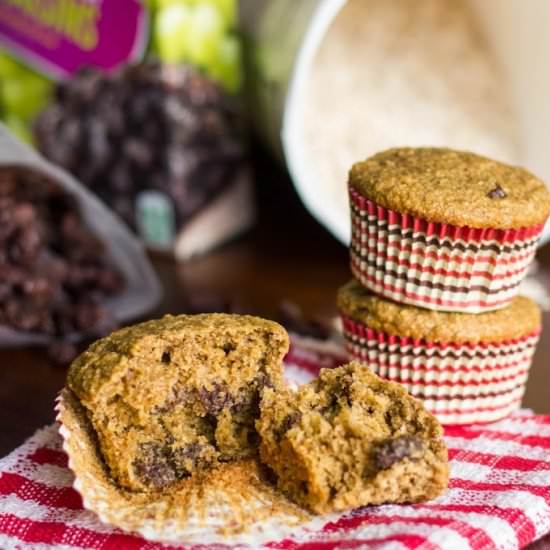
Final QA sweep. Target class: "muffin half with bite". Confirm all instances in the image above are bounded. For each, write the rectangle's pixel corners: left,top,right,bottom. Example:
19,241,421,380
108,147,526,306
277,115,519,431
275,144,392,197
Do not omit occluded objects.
257,362,448,514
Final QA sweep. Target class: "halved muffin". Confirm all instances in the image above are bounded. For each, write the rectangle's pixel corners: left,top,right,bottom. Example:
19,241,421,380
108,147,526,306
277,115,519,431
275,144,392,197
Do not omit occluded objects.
67,313,289,492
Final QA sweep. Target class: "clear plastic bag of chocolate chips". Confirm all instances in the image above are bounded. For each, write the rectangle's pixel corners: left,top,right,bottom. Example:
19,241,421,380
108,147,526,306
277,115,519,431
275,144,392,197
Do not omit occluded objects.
0,123,161,362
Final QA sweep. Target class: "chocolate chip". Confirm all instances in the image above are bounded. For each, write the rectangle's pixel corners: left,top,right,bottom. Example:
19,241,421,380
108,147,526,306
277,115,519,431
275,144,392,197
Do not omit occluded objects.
487,184,507,199
161,351,171,364
373,435,425,471
133,443,176,489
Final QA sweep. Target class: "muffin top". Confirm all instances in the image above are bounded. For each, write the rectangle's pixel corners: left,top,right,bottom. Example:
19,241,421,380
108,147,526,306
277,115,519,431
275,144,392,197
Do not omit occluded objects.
67,313,289,405
349,148,550,229
337,279,541,343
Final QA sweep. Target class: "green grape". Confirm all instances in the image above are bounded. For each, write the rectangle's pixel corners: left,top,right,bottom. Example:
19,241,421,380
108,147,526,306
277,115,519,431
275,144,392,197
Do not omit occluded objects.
147,0,240,92
154,3,193,63
161,0,236,29
0,50,52,141
2,113,32,143
209,33,241,93
207,0,236,29
1,71,51,120
186,3,225,68
0,51,21,78
153,0,178,9
0,57,50,120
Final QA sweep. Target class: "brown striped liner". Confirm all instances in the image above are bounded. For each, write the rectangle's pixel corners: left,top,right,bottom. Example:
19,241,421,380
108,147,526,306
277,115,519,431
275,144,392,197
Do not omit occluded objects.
340,315,541,425
349,186,545,313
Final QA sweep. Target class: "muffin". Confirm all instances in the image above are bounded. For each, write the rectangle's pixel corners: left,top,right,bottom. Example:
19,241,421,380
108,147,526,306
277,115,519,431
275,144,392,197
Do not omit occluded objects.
257,362,448,514
66,313,289,492
349,148,550,313
338,279,542,425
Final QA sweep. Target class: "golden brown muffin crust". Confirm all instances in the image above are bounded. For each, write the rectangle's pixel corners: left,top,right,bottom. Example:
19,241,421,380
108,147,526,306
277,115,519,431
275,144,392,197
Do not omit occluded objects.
68,314,287,404
338,279,541,343
349,147,550,229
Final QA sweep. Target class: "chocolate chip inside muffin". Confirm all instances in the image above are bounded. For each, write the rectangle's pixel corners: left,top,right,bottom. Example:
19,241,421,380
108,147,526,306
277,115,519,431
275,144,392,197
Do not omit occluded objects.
257,362,448,514
67,313,289,492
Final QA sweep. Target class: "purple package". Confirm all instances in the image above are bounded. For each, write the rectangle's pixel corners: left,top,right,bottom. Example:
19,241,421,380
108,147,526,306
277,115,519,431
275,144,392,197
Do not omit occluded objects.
0,0,148,78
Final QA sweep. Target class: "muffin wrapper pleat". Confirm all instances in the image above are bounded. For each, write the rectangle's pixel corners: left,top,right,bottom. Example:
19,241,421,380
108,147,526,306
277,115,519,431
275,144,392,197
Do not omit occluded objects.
341,314,540,425
349,186,544,313
55,389,317,545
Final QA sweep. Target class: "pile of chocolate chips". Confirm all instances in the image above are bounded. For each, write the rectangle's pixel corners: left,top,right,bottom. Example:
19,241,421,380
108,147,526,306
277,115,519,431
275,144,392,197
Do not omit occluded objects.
0,167,124,363
34,61,245,231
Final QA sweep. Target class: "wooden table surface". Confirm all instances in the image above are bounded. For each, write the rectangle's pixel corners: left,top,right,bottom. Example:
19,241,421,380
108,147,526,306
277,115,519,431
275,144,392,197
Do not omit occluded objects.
1,147,549,547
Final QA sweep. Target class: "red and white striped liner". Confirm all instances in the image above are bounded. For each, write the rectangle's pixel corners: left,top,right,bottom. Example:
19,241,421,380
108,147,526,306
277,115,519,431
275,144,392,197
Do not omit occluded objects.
349,186,545,313
2,339,550,549
341,314,541,425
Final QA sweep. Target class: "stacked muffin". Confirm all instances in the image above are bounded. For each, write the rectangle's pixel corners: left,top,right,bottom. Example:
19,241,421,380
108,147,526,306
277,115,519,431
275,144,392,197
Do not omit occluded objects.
337,148,550,424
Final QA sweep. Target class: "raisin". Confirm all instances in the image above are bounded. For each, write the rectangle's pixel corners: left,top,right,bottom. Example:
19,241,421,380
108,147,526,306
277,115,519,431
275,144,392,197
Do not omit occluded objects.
277,412,302,441
255,372,274,391
153,386,191,413
133,443,176,489
487,184,507,199
172,443,214,477
198,383,235,415
277,300,331,340
222,342,236,355
0,167,124,364
34,61,246,232
373,435,425,471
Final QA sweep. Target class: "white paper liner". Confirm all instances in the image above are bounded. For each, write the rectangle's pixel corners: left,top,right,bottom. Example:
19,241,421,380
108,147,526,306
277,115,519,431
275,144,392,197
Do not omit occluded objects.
55,389,337,546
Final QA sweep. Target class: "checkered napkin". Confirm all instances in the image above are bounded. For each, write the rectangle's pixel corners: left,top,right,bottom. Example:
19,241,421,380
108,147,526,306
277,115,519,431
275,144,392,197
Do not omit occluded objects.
1,339,550,550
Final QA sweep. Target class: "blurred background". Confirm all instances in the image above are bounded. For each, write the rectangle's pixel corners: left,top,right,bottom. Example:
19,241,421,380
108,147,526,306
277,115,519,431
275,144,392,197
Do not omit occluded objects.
1,0,550,452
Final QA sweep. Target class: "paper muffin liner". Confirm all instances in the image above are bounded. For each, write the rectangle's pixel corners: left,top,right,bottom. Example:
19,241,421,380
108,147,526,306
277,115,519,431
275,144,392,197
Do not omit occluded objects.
349,186,544,313
55,388,336,546
340,315,541,425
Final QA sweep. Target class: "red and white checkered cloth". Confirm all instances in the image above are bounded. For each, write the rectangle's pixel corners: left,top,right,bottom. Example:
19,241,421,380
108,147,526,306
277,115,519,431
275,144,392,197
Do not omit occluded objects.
1,339,550,549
